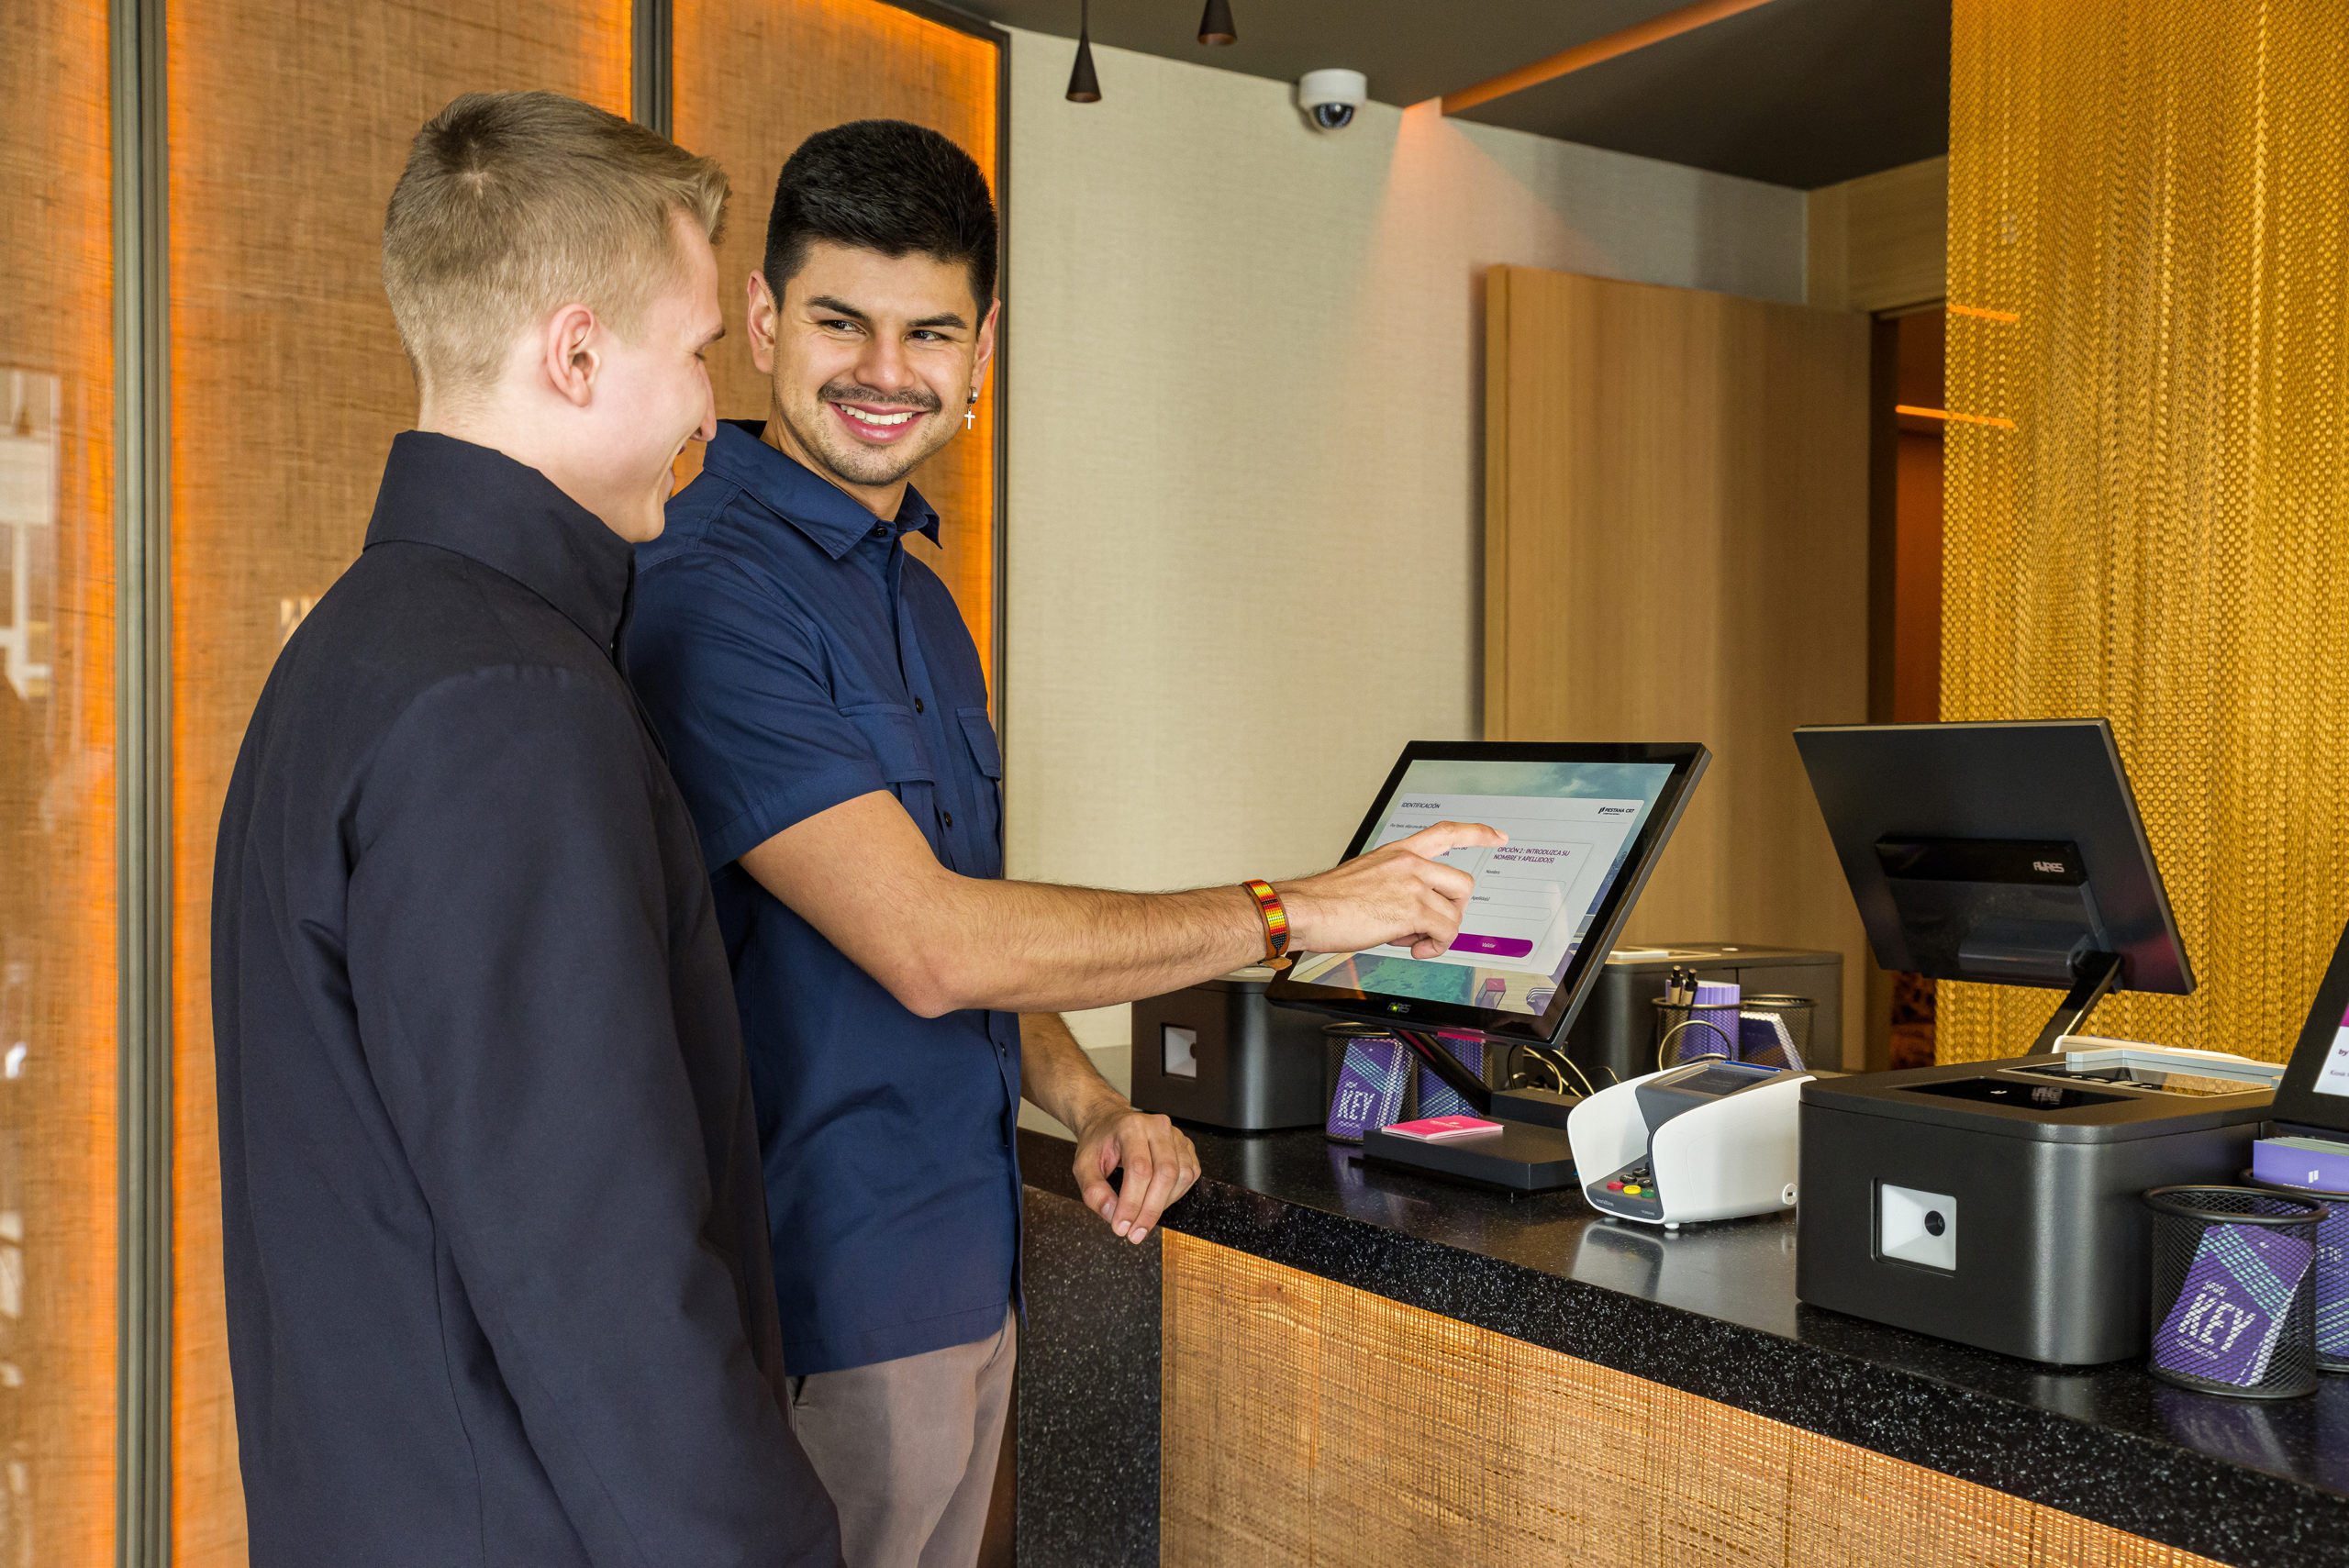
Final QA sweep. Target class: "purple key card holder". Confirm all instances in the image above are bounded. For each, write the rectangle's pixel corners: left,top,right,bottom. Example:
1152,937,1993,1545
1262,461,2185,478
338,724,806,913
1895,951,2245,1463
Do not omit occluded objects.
2143,1185,2324,1399
1326,1033,1413,1143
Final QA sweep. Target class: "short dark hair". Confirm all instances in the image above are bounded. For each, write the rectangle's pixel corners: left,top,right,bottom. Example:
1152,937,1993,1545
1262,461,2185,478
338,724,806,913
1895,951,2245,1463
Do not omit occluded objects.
763,120,997,310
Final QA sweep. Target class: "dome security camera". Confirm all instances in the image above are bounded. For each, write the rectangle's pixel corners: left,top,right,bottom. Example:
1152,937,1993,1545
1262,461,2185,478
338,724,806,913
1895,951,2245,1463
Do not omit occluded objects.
1297,69,1367,131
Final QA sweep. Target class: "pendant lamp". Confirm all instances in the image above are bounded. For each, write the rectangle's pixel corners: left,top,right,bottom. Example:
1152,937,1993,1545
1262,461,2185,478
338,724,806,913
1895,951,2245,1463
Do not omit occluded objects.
1065,0,1101,101
1197,0,1236,45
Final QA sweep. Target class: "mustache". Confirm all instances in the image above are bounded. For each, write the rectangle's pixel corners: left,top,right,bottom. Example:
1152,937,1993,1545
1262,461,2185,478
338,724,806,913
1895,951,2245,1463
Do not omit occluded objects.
819,380,942,414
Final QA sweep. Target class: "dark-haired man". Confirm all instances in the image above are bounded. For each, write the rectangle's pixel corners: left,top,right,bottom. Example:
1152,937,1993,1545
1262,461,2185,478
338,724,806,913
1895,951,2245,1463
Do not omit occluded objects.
625,119,1493,1568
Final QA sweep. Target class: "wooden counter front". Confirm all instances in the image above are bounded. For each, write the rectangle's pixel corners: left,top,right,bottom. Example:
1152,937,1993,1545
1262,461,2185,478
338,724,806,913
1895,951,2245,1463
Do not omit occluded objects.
1161,1232,2221,1567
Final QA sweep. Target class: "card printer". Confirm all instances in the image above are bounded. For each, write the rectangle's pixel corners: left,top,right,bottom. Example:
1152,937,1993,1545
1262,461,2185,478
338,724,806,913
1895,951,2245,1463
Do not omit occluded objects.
1799,1040,2280,1364
1568,1059,1809,1227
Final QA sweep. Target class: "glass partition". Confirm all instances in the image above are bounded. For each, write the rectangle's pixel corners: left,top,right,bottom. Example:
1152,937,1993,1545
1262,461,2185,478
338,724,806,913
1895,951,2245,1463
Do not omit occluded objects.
163,3,631,1559
0,0,118,1560
2,3,1004,1559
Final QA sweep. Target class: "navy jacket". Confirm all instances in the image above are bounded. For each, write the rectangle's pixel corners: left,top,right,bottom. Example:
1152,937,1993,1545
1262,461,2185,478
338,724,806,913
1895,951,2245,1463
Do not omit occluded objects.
626,423,1019,1374
211,432,841,1568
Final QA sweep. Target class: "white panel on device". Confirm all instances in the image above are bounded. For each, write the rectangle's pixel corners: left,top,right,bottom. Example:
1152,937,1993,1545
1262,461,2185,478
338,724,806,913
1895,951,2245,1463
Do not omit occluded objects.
1878,1183,1958,1272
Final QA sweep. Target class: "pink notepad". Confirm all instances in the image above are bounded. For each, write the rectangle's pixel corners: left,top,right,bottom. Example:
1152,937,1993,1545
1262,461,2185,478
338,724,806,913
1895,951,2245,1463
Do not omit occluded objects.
1381,1115,1505,1142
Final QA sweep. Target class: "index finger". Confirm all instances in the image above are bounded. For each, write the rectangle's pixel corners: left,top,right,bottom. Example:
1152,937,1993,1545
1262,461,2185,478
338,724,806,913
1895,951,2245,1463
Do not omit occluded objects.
1389,819,1507,858
1125,1154,1186,1244
1110,1130,1156,1238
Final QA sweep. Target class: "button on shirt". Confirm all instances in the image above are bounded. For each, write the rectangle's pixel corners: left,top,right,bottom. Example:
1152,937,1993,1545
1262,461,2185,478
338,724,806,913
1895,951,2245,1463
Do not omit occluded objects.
211,432,840,1567
625,421,1019,1376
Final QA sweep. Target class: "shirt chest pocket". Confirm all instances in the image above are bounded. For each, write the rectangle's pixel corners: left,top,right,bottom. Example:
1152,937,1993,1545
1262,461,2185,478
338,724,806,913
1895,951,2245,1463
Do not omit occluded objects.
956,706,1004,879
839,702,940,851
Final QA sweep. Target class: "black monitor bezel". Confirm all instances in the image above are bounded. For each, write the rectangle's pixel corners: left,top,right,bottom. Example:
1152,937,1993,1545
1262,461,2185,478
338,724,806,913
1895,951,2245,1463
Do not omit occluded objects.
2274,916,2349,1136
1264,739,1709,1046
1793,718,2194,996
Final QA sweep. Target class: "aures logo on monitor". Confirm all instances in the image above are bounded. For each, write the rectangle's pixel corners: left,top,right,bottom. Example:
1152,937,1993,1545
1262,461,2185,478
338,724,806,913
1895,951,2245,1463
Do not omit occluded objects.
2034,860,2067,874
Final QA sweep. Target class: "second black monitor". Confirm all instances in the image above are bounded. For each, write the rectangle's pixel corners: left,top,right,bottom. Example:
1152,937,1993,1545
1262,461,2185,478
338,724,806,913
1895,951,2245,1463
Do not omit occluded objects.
1794,718,2191,1002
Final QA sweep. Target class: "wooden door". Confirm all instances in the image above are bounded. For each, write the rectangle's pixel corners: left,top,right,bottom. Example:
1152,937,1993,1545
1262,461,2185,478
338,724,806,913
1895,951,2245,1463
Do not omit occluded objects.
1484,267,1869,1065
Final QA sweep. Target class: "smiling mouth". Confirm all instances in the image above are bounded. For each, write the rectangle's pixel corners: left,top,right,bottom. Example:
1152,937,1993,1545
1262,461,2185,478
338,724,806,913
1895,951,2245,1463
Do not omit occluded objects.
829,401,929,443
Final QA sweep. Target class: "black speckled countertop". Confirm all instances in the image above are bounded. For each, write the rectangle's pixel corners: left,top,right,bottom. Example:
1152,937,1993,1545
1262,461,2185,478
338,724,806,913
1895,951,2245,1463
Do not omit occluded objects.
1018,1124,2349,1568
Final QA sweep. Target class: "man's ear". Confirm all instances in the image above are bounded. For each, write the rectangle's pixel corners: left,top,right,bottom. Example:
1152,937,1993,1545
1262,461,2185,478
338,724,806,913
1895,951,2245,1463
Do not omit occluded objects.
542,303,600,408
970,297,1001,395
747,272,780,376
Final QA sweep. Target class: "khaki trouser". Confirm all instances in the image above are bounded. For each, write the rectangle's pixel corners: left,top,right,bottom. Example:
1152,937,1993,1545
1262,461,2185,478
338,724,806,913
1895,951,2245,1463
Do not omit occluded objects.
785,1307,1017,1568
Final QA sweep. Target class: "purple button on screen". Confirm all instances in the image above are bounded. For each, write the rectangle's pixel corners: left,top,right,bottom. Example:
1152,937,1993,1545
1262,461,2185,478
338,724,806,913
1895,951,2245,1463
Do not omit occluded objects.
1450,932,1534,959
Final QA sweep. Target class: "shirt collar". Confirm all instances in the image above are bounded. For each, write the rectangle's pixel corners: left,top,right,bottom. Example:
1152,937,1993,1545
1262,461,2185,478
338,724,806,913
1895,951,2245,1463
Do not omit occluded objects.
701,419,941,560
364,431,636,650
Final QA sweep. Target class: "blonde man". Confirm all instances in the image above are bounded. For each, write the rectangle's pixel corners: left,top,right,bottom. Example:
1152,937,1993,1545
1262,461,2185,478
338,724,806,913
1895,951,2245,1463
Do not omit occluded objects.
210,91,841,1567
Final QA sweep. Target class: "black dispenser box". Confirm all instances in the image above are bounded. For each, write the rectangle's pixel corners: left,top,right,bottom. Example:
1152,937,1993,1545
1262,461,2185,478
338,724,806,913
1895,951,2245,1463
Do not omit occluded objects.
1564,943,1844,1083
1798,1051,2273,1365
1130,968,1331,1130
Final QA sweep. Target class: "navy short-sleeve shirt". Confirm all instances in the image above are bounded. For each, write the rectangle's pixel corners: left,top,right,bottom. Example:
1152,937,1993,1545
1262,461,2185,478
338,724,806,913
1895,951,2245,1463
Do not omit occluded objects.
625,421,1019,1375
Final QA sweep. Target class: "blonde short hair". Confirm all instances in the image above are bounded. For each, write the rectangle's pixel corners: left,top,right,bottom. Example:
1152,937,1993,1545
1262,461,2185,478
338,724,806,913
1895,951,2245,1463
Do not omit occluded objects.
383,91,729,395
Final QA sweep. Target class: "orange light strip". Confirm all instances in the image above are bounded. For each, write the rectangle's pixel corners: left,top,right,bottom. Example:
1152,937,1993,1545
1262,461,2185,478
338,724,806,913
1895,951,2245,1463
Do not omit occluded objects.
1948,303,2021,323
1442,0,1779,116
1897,404,2018,430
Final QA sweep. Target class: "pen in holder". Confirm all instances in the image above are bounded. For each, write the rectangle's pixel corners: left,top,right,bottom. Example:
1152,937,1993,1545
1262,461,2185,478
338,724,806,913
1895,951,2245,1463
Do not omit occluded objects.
1654,981,1741,1068
2142,1184,2323,1399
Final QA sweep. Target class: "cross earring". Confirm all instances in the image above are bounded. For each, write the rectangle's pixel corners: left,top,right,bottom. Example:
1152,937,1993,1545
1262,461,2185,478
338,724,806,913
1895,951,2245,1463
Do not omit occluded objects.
964,390,979,430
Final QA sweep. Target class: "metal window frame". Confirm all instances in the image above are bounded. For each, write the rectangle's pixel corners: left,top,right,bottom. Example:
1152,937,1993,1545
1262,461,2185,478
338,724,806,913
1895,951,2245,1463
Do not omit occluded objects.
111,0,172,1559
631,0,672,136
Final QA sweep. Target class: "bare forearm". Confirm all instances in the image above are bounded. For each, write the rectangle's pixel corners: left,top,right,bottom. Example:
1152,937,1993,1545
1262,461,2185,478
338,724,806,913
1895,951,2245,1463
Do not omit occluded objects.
740,789,1498,1020
918,877,1264,1014
1018,1012,1128,1133
740,794,1271,1017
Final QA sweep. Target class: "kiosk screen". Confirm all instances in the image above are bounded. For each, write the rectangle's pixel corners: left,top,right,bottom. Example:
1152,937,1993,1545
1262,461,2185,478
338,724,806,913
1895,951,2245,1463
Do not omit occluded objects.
1284,758,1678,1018
2313,1003,2349,1099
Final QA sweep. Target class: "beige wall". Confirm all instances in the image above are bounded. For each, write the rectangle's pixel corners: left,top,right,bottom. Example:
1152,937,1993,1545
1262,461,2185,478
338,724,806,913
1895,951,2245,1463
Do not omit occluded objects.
998,31,1808,1054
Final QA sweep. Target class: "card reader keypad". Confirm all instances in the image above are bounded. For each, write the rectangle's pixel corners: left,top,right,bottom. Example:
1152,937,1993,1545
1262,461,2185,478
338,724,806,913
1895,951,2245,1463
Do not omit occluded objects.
1598,1162,1661,1209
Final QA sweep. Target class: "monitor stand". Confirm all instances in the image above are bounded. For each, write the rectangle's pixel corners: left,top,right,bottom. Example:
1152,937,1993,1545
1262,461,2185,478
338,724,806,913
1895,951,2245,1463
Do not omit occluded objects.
2028,949,2124,1054
1393,1029,1493,1115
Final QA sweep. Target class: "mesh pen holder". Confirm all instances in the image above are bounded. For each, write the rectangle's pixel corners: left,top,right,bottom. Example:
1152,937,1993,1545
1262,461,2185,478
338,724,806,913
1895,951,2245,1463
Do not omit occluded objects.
1738,995,1816,1071
2143,1185,2325,1399
2241,1169,2349,1374
1652,995,1816,1071
1652,1001,1741,1069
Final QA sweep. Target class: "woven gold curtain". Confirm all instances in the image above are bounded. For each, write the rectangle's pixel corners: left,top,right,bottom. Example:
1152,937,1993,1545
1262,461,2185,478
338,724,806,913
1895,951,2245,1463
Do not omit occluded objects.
1940,0,2349,1062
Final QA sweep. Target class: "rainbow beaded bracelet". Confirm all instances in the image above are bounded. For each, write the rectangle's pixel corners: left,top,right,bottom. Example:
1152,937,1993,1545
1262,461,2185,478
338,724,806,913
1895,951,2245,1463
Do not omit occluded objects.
1242,878,1290,961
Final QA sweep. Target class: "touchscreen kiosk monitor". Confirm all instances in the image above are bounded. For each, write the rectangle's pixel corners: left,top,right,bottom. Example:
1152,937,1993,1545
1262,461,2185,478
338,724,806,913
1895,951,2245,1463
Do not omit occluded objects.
1265,740,1708,1046
2273,917,2349,1137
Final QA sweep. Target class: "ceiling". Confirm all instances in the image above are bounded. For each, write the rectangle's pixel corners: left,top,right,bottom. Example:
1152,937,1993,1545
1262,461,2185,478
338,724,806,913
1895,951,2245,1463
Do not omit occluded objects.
950,0,1950,190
